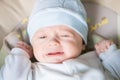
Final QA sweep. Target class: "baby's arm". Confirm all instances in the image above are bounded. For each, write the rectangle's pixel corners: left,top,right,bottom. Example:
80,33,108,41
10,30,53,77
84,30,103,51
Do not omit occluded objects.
0,41,32,80
95,40,120,79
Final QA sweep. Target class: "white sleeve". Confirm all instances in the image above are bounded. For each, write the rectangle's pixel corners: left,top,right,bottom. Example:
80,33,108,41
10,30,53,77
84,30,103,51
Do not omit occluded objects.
0,48,32,80
99,44,120,79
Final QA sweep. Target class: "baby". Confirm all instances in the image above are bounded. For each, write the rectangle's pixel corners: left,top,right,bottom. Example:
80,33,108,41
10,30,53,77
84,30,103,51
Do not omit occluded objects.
0,0,120,80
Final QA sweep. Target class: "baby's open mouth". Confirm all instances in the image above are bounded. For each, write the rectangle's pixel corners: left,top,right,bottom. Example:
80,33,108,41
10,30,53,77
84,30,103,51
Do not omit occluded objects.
47,52,64,56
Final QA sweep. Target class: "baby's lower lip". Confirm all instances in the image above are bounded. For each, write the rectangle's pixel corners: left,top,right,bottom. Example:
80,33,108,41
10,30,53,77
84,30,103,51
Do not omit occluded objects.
47,52,64,56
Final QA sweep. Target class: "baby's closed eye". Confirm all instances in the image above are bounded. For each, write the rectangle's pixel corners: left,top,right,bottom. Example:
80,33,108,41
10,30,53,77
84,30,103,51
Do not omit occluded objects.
60,34,70,37
39,35,47,39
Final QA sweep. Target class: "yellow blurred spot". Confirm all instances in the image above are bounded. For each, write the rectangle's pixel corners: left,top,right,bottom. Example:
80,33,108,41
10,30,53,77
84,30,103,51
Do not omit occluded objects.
16,34,21,40
22,29,26,35
90,17,109,32
21,17,28,25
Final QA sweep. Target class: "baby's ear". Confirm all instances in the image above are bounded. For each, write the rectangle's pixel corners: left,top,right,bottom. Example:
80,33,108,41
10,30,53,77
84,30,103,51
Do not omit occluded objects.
82,44,85,50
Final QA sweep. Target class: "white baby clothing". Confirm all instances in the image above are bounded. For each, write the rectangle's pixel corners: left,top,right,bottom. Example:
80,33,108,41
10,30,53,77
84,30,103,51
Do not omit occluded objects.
0,44,120,80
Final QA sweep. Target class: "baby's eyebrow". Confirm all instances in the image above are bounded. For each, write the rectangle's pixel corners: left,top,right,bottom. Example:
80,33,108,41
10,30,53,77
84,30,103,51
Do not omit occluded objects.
39,30,48,33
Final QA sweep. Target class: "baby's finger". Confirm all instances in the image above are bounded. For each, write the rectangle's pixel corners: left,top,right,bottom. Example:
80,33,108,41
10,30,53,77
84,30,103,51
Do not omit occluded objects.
94,44,101,54
16,41,24,46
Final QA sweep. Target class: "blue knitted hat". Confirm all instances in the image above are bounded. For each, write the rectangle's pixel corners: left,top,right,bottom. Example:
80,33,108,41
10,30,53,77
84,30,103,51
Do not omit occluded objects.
27,0,88,44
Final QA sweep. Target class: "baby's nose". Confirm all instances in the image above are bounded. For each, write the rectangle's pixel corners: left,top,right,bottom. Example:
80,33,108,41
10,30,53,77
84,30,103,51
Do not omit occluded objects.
49,37,60,46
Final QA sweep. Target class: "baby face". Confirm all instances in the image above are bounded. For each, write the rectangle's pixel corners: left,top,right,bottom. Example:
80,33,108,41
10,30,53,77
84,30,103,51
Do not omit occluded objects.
31,25,85,63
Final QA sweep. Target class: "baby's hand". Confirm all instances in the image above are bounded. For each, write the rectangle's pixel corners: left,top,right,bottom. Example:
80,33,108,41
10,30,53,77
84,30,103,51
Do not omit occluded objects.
16,41,33,58
95,40,113,55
